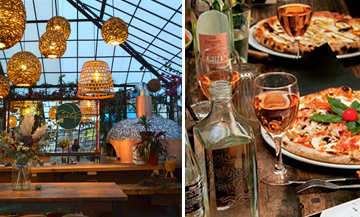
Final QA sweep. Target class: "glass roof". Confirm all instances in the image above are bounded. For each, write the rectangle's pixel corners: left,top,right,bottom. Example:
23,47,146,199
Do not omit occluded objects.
0,0,182,91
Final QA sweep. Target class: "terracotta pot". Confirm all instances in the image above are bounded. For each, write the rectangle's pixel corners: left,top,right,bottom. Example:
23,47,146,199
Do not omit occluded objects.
147,154,159,166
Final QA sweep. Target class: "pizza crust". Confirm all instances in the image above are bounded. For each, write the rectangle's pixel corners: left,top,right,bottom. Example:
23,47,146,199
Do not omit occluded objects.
253,11,360,55
283,137,360,165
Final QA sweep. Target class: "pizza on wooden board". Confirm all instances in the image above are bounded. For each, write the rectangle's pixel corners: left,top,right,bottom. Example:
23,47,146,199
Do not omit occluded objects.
283,86,360,164
253,11,360,55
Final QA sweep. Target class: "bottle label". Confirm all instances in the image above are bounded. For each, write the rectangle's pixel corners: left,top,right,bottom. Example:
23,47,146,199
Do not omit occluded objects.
185,179,204,214
199,33,229,68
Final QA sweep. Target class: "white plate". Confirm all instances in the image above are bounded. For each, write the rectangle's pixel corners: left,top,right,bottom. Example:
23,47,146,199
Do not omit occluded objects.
261,127,360,169
249,24,360,59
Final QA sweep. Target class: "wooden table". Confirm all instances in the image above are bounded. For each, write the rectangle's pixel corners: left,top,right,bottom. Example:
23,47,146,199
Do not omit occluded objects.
185,0,360,216
0,182,128,216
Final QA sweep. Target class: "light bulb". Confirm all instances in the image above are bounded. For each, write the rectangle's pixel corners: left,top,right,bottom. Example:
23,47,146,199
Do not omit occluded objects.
86,100,91,107
94,70,100,81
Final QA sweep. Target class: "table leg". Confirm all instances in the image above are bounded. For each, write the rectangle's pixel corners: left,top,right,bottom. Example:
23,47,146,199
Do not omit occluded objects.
104,201,123,217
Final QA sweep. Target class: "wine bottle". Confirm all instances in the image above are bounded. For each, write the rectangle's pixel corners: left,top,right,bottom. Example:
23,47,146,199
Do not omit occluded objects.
191,0,234,57
185,131,205,217
193,80,259,216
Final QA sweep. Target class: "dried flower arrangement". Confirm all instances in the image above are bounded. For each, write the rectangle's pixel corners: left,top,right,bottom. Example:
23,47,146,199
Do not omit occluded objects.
0,113,48,166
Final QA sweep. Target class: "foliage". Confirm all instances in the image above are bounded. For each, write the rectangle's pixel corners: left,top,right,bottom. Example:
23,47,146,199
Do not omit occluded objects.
137,114,152,132
0,113,48,166
58,136,71,150
134,114,168,164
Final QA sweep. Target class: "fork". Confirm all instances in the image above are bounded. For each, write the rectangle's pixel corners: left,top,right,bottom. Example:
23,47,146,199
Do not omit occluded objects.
296,179,360,193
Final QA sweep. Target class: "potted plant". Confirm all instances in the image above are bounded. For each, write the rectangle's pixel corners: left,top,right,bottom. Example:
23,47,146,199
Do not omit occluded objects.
134,115,168,166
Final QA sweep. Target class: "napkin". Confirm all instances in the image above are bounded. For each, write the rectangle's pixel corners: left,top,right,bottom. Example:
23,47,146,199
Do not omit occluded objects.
274,43,360,96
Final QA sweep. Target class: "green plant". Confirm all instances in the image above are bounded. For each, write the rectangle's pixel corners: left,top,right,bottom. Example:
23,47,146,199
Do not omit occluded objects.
137,114,153,132
134,131,168,164
134,114,168,164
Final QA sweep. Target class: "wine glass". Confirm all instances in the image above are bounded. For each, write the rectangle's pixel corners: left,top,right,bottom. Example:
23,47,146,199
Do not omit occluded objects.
252,72,300,185
276,0,313,59
197,47,241,99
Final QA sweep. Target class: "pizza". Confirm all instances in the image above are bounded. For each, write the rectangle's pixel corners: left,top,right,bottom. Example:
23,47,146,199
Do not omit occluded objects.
283,86,360,164
253,11,360,55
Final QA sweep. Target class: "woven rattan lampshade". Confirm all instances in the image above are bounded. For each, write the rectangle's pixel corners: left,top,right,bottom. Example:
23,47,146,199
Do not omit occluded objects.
101,17,128,46
148,79,161,92
46,16,71,40
0,75,10,98
79,100,97,117
49,106,58,120
7,52,41,87
77,60,115,99
11,101,23,109
39,30,67,59
0,0,26,50
9,115,17,128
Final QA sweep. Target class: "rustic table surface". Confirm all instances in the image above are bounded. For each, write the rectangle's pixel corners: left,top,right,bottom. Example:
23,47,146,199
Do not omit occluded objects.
0,182,128,216
185,0,360,216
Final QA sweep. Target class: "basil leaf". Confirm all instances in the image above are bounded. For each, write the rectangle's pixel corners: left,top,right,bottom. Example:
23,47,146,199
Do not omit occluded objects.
352,123,360,135
352,100,360,111
327,96,349,116
346,121,356,131
309,114,343,123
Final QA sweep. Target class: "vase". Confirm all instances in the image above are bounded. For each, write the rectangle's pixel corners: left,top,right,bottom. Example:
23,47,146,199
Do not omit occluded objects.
147,154,159,166
12,162,31,191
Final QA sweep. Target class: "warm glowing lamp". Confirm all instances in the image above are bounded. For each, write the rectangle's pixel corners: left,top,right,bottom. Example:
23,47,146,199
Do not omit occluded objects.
9,115,17,128
0,0,26,50
46,16,71,40
101,17,128,46
77,60,115,99
0,75,10,98
7,52,42,87
39,30,67,59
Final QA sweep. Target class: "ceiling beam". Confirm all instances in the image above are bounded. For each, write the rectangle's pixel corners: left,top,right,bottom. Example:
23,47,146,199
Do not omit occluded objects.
99,0,107,20
65,0,169,86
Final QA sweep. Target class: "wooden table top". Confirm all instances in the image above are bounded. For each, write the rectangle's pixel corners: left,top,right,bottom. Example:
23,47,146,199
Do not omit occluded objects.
0,162,165,173
185,1,360,216
0,182,128,202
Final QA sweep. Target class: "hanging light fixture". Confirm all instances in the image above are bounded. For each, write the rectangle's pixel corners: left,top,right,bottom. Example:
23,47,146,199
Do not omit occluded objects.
77,60,115,99
101,17,128,46
0,75,10,98
0,0,26,50
11,101,23,109
39,30,66,59
7,52,42,87
46,16,71,40
9,115,17,128
79,100,97,117
148,79,162,93
49,106,58,120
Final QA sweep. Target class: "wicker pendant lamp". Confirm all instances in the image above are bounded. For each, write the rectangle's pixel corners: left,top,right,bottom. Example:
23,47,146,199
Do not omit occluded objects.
7,51,41,87
0,75,10,98
101,17,128,46
0,0,26,50
79,100,97,117
11,101,23,109
148,79,161,92
77,60,115,99
39,30,66,59
49,106,58,120
46,16,71,40
9,115,17,128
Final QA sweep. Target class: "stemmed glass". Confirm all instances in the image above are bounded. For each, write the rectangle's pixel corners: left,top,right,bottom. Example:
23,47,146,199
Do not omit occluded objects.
276,0,313,59
197,47,241,99
252,72,300,185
